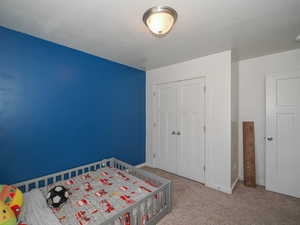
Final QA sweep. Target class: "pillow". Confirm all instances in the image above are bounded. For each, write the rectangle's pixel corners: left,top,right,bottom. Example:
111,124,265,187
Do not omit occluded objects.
46,186,69,208
20,189,61,225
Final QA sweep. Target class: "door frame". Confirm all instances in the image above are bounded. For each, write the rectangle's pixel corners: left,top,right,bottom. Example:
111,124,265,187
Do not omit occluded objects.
151,76,207,183
265,72,300,193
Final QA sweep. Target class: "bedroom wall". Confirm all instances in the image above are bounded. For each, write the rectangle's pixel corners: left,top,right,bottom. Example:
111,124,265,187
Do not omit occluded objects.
0,26,146,184
146,51,233,193
238,48,300,185
231,61,239,186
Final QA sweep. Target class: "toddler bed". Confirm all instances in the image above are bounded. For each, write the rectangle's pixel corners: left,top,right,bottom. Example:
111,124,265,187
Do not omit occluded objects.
14,158,172,225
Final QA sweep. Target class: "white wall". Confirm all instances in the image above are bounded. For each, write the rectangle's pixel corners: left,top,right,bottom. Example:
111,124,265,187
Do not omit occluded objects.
238,49,300,185
231,61,239,186
146,51,233,193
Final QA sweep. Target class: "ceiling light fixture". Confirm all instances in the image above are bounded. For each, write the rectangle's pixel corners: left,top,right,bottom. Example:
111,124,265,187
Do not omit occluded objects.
143,6,177,37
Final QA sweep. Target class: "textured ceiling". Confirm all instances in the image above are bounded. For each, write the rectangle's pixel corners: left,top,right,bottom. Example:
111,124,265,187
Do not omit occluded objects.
0,0,300,70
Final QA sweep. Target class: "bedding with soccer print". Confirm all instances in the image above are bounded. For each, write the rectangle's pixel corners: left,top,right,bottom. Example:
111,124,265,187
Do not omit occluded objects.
39,167,163,225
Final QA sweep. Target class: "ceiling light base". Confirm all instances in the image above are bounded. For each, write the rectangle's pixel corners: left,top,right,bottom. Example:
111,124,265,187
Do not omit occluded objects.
143,6,177,38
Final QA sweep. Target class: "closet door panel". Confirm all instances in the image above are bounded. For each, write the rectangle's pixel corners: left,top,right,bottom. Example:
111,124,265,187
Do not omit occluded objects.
177,78,205,182
156,83,178,174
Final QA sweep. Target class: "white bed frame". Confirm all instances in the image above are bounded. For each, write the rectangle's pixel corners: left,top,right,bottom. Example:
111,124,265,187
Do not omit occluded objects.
14,158,172,225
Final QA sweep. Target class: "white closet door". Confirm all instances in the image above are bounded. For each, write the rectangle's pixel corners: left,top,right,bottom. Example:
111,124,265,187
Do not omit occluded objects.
155,83,178,174
177,78,206,182
266,74,300,198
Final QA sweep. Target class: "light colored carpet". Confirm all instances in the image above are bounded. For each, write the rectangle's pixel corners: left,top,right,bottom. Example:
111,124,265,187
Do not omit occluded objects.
141,166,300,225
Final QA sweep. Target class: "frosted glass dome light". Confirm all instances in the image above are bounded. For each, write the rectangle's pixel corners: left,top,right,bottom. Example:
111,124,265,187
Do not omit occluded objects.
143,6,178,37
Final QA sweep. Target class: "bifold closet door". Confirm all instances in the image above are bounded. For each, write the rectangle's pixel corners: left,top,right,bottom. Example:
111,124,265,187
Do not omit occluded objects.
155,83,178,174
177,78,206,182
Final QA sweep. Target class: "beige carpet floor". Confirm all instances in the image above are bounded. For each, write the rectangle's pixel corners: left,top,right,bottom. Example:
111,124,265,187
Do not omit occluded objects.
141,166,300,225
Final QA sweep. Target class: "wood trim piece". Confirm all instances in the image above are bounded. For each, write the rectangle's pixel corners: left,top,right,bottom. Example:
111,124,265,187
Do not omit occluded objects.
243,121,256,187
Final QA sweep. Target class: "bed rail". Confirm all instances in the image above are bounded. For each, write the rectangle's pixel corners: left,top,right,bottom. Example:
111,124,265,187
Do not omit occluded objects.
13,158,172,225
14,158,112,192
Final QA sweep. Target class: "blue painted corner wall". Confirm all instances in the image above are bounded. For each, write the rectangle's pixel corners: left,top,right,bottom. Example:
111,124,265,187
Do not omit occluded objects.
0,26,146,184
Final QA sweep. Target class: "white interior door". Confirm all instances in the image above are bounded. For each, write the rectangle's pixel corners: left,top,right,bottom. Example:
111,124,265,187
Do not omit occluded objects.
266,74,300,198
155,83,178,174
177,78,206,182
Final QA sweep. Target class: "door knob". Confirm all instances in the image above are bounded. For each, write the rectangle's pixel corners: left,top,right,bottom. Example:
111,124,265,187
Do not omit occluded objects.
171,131,176,135
266,137,273,141
176,131,181,135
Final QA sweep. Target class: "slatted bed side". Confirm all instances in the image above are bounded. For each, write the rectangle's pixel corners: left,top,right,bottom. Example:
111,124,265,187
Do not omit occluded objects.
111,158,170,186
100,185,171,225
109,158,172,225
14,158,112,193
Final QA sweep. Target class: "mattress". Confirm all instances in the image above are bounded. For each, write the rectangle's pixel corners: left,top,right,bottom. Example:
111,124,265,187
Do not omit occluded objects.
32,167,162,225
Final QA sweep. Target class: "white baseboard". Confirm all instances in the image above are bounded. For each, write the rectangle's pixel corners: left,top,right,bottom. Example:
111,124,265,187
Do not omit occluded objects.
206,178,239,194
205,182,232,194
239,175,265,186
231,177,239,192
135,163,148,168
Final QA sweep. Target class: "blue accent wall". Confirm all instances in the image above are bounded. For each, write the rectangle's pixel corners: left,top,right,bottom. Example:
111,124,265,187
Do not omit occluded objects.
0,26,145,184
